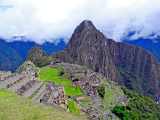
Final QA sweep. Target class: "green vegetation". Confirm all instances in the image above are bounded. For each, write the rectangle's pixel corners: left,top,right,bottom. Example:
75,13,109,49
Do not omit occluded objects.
38,66,84,115
118,67,154,97
64,86,83,96
97,84,105,98
39,66,72,86
36,56,52,67
67,99,80,115
0,89,86,120
112,106,137,120
27,47,52,67
102,81,125,110
39,66,83,96
112,88,160,120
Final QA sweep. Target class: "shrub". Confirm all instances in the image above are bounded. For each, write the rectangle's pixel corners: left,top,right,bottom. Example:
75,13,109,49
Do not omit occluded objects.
112,88,160,120
97,85,105,98
67,99,80,115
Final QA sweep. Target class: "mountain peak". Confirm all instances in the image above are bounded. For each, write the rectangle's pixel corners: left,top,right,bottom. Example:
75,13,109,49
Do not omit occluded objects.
59,21,160,98
67,20,109,55
69,20,106,45
74,20,96,34
80,20,95,28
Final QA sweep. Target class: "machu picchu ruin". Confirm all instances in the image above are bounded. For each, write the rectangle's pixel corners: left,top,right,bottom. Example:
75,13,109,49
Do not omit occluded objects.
0,60,131,120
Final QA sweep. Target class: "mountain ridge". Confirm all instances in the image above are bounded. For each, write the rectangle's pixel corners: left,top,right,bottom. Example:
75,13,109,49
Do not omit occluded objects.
56,20,160,98
0,38,66,71
124,37,160,61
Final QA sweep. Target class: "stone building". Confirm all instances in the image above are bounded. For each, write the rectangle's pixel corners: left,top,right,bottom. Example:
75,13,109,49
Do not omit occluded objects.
41,83,66,106
72,72,101,96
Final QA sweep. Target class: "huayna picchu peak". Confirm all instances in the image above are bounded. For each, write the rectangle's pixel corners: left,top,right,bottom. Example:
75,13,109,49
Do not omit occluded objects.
57,20,160,99
75,20,97,32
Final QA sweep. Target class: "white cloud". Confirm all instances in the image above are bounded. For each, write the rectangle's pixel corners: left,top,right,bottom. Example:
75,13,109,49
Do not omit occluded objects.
0,0,160,43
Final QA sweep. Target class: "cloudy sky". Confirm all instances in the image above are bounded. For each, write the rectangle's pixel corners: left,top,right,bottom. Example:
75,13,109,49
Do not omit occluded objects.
0,0,160,43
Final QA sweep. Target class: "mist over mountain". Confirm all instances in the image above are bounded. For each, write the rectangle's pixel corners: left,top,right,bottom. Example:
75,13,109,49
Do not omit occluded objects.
1,0,160,42
1,32,160,74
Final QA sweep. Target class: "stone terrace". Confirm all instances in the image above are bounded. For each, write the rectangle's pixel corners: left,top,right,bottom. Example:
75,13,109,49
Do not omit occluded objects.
53,63,103,97
0,62,67,109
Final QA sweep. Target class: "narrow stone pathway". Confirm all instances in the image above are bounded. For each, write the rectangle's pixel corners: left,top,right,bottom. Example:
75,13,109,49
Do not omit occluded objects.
23,81,43,97
32,84,46,102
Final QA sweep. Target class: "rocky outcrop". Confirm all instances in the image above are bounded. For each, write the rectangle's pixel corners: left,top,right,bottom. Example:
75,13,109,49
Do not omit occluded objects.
27,47,51,67
16,61,38,74
108,40,160,96
57,20,160,98
62,20,118,82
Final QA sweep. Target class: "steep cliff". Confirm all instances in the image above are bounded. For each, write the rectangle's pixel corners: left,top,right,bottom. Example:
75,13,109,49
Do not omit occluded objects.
108,40,160,97
64,20,118,82
58,20,160,98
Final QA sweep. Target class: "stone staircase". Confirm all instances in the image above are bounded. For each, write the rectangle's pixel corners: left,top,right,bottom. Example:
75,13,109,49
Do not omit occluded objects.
32,84,46,103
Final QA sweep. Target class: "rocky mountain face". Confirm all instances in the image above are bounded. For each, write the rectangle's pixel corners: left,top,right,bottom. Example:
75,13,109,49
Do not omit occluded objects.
62,21,118,81
57,20,160,98
124,38,160,61
108,40,160,97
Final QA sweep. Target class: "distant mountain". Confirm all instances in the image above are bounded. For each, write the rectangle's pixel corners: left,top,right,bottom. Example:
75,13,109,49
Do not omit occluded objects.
124,37,160,61
0,38,66,71
0,39,23,71
56,20,160,98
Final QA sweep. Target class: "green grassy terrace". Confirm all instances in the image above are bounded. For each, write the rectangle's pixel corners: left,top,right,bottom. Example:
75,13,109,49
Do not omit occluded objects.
67,99,81,115
0,89,87,120
38,66,83,96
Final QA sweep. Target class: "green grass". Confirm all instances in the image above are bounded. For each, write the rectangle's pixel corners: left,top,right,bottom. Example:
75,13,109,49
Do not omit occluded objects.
39,66,72,86
0,89,87,120
39,66,83,96
68,99,80,115
112,88,160,120
64,86,83,96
